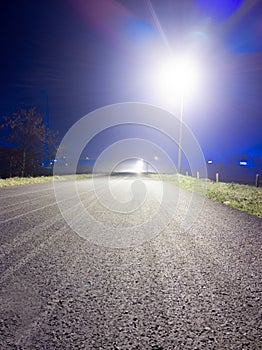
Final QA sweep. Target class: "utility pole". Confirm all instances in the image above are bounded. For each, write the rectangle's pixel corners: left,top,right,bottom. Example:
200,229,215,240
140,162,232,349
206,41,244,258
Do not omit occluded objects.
178,93,184,174
44,92,49,166
41,89,49,167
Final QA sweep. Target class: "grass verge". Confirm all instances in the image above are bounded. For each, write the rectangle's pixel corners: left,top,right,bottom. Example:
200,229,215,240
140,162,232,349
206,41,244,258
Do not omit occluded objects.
150,173,262,218
0,174,95,188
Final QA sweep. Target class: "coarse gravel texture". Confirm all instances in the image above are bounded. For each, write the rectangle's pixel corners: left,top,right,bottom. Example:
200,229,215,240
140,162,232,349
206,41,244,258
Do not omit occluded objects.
0,177,261,350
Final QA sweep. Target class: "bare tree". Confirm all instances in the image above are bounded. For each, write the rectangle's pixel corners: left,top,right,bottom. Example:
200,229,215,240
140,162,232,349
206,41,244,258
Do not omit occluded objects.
1,107,58,177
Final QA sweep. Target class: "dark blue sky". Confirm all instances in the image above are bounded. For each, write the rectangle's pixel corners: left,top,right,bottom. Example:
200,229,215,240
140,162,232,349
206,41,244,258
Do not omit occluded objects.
0,0,262,163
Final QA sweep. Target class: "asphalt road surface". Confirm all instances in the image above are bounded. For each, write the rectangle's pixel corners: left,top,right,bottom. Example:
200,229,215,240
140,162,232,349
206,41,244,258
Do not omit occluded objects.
0,176,261,350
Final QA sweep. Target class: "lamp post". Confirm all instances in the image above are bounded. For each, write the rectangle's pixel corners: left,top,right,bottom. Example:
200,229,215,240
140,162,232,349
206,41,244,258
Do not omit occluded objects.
154,54,199,173
178,92,184,173
40,89,49,167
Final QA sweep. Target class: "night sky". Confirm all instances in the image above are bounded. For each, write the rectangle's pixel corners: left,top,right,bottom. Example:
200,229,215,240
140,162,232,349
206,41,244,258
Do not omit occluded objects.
0,0,262,164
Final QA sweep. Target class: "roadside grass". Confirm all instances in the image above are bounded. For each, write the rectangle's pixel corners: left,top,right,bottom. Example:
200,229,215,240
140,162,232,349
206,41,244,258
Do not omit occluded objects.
150,173,262,218
0,176,54,187
0,174,95,188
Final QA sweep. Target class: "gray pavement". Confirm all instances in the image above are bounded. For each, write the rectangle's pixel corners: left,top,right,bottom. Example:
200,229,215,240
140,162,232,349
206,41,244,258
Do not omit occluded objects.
0,176,261,349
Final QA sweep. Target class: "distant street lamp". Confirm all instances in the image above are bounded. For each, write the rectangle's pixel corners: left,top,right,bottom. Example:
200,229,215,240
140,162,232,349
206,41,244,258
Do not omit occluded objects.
155,54,200,173
135,158,144,173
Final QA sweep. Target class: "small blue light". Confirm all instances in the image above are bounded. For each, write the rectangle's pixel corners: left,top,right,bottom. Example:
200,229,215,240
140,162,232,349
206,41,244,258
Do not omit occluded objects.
239,161,248,166
207,160,213,164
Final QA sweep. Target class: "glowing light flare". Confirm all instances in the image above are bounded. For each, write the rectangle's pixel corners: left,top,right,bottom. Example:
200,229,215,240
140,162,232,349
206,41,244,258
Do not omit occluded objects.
135,159,144,173
154,54,201,100
239,161,248,166
69,0,133,49
194,0,243,21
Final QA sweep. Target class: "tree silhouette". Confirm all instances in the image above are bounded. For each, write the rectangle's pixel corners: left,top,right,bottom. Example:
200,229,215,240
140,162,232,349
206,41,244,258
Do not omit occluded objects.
1,107,58,177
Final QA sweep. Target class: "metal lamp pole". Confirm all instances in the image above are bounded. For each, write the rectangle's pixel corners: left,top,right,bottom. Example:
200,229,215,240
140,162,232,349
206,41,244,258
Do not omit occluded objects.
178,92,184,174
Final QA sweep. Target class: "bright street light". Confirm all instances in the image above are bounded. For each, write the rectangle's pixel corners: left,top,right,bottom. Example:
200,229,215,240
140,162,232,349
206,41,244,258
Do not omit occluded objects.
135,159,144,173
154,54,200,173
155,55,200,99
